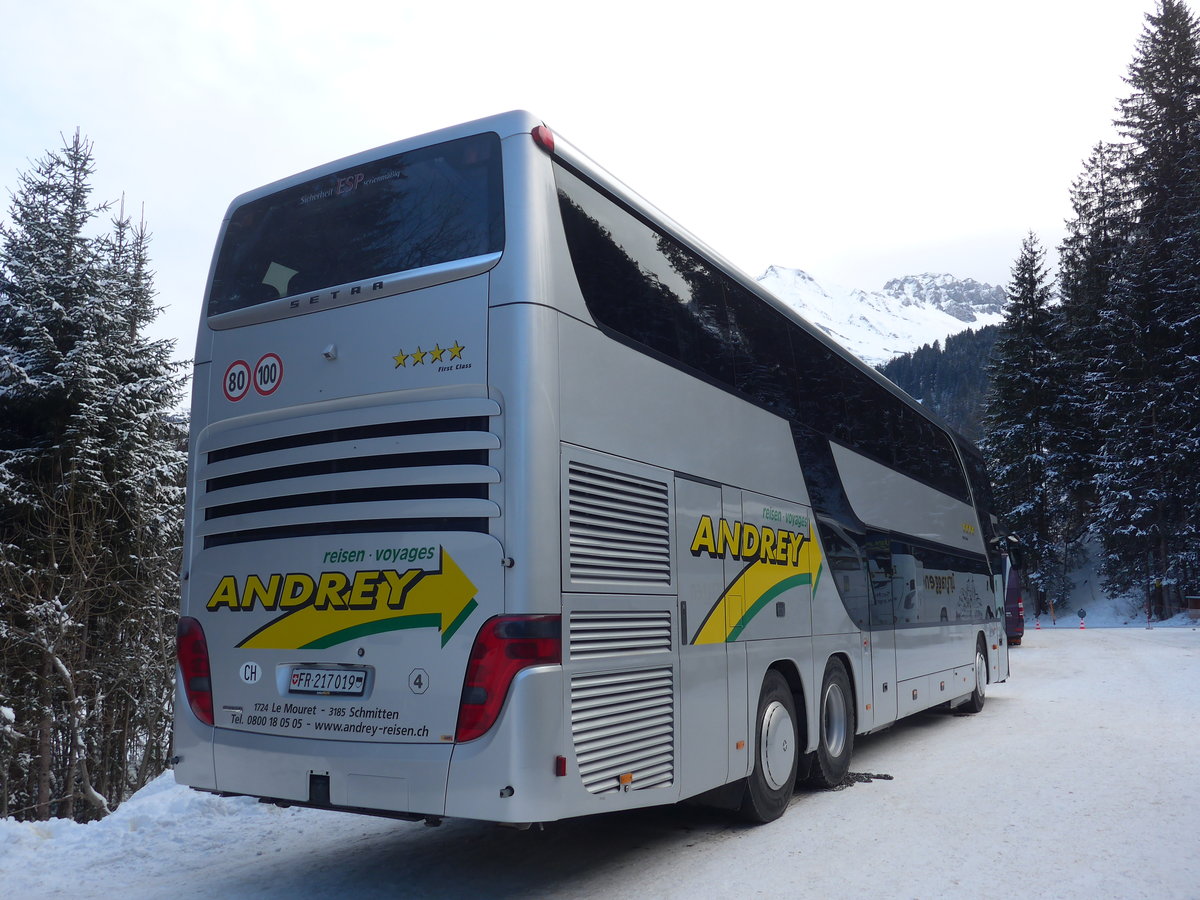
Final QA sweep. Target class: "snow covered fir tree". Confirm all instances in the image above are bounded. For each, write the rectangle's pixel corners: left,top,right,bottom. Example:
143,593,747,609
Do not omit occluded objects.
0,132,187,821
981,0,1200,617
980,234,1080,608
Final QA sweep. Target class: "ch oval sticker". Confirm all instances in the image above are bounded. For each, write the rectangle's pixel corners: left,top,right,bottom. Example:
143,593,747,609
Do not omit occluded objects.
239,661,263,684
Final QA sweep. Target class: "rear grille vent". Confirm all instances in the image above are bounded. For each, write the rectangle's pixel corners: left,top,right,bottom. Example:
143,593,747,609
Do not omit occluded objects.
570,667,674,794
207,447,487,494
569,611,672,660
198,398,500,548
567,462,670,585
207,416,485,463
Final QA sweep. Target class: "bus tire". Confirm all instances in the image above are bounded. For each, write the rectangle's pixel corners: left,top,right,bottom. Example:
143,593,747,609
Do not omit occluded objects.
739,669,799,823
963,638,988,713
806,657,854,789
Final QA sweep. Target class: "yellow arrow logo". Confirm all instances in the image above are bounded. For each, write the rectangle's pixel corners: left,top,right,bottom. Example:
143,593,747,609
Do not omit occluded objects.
692,527,822,645
235,549,478,650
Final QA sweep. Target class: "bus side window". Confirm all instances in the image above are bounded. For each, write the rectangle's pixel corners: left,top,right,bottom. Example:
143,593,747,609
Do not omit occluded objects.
865,533,895,628
817,520,870,630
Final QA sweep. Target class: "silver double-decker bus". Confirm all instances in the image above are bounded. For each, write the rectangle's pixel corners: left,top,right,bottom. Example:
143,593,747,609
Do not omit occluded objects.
173,111,1009,825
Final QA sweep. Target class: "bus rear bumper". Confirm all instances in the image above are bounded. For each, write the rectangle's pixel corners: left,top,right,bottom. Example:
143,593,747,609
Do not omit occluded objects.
208,728,454,817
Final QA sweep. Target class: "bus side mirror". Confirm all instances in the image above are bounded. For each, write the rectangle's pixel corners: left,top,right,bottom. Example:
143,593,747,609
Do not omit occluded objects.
1005,536,1025,569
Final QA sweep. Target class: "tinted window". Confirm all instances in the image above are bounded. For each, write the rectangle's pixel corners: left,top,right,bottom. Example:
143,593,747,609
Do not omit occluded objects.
209,132,504,317
817,520,870,630
790,424,851,519
958,439,1001,575
553,160,968,503
554,163,732,385
792,326,968,501
724,282,798,419
864,534,896,627
958,441,995,516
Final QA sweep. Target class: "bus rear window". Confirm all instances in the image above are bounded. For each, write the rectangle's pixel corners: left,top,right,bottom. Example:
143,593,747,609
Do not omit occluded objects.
207,132,504,318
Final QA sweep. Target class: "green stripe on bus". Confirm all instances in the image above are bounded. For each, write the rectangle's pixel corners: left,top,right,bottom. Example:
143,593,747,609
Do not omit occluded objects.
727,571,815,642
441,598,478,646
301,614,442,650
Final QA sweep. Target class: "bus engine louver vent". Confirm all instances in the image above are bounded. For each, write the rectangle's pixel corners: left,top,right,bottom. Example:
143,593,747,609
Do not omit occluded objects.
569,611,672,660
567,462,670,585
197,397,500,548
570,667,675,794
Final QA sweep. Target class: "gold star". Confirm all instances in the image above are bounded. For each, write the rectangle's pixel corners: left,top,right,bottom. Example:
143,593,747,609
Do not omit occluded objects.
393,350,409,368
430,344,445,362
448,341,465,360
411,346,428,365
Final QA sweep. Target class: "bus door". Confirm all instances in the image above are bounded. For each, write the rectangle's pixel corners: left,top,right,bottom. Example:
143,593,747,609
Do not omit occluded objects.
675,478,733,798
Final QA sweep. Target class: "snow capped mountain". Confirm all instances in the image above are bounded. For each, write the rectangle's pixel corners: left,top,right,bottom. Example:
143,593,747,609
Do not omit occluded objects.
880,273,1006,322
755,266,1007,366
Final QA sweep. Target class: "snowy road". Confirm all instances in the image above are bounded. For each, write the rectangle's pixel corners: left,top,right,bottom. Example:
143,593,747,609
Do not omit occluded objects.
4,626,1198,899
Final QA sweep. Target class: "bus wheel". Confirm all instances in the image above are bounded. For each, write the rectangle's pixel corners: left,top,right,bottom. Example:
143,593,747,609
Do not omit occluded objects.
963,639,987,713
739,669,799,823
806,658,854,789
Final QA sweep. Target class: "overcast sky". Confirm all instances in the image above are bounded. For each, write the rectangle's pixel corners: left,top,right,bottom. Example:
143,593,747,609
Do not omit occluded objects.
1,0,1158,358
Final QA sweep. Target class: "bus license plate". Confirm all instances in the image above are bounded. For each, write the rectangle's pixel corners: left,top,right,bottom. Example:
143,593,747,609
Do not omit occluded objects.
288,667,367,696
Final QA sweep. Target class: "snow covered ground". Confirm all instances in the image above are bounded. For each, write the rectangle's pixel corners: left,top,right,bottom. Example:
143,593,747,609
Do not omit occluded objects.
3,618,1198,899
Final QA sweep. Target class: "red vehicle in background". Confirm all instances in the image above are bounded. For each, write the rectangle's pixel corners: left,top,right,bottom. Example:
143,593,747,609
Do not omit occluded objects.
1003,536,1025,646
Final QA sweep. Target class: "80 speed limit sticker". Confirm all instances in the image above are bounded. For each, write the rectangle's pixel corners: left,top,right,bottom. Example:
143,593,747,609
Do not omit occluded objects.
223,353,284,402
222,360,251,402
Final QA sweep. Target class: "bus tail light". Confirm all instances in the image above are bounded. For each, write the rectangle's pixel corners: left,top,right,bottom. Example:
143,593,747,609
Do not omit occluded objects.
177,616,215,726
532,125,555,154
456,615,561,742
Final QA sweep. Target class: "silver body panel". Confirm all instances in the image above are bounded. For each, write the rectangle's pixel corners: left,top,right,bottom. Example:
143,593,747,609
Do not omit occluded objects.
175,110,1006,824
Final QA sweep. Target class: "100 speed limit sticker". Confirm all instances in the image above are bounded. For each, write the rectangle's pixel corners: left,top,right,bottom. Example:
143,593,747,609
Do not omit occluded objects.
223,353,284,402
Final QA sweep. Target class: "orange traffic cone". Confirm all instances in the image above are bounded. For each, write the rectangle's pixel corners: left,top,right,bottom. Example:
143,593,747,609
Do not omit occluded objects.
1079,618,1086,630
1035,618,1041,630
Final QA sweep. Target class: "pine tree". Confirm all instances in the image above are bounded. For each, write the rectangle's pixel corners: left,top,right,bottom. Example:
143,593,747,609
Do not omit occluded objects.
1053,142,1132,539
982,234,1071,602
0,133,186,821
0,131,105,821
1092,0,1200,610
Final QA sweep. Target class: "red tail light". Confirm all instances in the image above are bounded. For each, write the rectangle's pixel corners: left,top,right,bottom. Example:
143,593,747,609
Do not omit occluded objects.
456,615,561,742
177,616,214,726
531,125,555,153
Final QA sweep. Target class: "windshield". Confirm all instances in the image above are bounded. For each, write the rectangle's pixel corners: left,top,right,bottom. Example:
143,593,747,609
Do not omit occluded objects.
208,132,504,317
